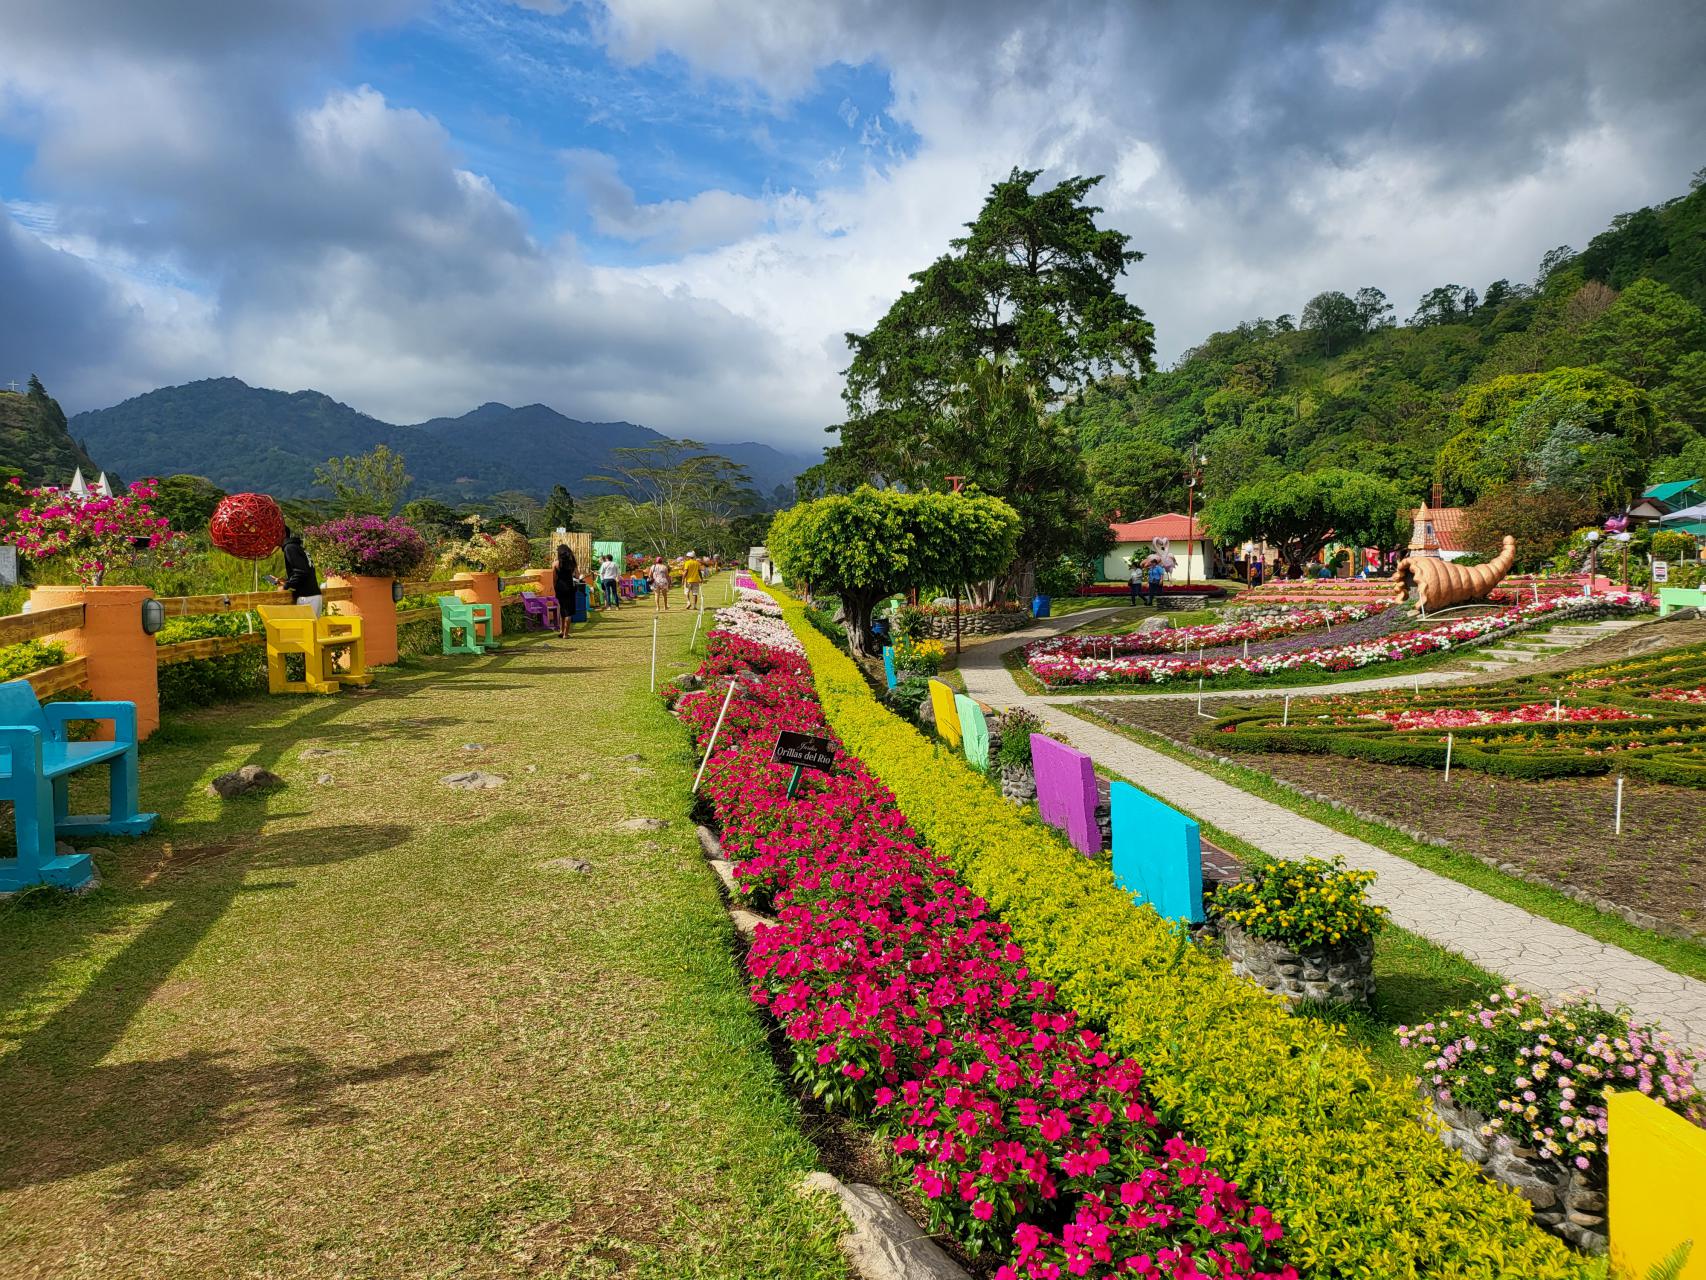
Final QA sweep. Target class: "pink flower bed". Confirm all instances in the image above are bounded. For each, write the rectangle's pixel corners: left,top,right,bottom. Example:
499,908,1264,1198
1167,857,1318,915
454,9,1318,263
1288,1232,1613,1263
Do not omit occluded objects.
1653,687,1706,705
1040,605,1386,662
1027,593,1654,688
678,605,1295,1277
1356,703,1649,731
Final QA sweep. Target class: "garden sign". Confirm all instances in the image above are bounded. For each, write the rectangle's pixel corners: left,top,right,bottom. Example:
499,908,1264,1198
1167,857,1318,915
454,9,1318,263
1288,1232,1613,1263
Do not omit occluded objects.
771,730,835,797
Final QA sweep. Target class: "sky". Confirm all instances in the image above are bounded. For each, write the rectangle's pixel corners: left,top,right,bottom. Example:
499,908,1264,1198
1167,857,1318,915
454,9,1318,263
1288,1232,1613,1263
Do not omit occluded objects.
2,0,1704,453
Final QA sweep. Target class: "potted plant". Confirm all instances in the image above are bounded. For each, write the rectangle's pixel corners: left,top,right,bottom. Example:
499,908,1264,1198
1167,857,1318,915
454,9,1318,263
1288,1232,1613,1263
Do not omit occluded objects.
1398,989,1705,1252
1208,854,1383,1006
303,515,429,665
991,707,1044,802
437,519,530,637
6,476,187,739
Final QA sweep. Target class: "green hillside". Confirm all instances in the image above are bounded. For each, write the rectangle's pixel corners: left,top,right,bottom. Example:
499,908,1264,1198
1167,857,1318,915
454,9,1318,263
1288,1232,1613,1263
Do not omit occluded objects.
1069,177,1706,527
0,376,100,488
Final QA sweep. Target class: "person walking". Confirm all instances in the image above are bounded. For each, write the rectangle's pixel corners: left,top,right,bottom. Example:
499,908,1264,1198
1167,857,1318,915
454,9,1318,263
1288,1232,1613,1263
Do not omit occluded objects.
552,544,577,638
681,550,704,610
1127,561,1142,607
649,557,672,611
1146,557,1165,606
598,553,620,607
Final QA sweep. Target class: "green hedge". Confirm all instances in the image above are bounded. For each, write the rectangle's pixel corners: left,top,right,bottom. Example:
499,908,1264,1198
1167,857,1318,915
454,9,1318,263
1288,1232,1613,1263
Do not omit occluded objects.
767,584,1585,1280
156,613,266,710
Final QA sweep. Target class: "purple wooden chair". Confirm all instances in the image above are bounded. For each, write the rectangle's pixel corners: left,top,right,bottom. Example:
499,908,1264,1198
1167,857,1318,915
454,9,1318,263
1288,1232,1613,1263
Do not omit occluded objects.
520,592,560,630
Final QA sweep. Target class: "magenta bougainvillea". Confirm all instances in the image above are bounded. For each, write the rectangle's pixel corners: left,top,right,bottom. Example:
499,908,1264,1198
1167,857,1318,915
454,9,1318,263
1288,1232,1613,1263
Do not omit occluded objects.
301,515,428,580
208,492,287,560
677,596,1296,1277
5,476,182,587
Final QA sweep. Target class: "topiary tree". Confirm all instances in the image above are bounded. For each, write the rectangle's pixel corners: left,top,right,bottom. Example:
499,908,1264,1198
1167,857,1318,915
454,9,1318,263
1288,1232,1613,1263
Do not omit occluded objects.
768,486,1020,655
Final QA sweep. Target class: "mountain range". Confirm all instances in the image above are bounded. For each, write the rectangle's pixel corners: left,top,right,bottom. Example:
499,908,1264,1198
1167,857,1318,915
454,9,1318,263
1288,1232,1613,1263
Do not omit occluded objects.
68,378,820,505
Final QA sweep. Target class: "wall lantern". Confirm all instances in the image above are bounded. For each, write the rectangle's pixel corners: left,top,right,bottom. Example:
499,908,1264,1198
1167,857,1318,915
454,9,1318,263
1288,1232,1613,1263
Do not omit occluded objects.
392,579,404,603
140,598,165,635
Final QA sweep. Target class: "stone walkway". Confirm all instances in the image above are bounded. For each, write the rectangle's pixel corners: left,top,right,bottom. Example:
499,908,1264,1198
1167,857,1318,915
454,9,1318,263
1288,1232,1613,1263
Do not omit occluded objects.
957,613,1706,1054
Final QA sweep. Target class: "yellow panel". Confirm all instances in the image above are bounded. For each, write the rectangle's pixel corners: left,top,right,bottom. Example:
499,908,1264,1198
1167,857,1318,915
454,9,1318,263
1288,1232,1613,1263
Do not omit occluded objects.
1610,1090,1706,1279
927,678,962,750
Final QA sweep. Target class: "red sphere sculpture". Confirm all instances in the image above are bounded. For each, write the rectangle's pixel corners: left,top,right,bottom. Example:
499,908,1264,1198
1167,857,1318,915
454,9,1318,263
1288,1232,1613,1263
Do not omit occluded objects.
208,493,287,560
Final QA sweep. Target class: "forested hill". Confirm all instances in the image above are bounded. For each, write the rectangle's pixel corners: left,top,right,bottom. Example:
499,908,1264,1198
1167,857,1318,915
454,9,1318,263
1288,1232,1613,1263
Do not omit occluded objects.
1069,176,1706,526
71,378,819,504
0,377,99,487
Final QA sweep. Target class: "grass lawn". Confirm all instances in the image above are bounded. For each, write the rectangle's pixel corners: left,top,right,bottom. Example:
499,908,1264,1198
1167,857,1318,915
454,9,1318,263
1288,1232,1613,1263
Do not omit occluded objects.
0,580,849,1280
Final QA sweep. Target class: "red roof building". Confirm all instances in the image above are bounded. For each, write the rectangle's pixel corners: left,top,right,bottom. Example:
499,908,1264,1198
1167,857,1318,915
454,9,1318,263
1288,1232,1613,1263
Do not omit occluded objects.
1409,505,1470,557
1102,512,1214,582
1108,513,1205,542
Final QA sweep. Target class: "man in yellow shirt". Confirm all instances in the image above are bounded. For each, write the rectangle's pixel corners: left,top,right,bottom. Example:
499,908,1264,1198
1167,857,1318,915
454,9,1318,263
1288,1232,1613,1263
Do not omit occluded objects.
681,551,704,609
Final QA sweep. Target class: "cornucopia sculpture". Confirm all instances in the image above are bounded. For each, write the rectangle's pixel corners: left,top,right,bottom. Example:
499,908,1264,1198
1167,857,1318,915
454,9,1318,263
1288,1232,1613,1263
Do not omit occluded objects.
1390,535,1516,612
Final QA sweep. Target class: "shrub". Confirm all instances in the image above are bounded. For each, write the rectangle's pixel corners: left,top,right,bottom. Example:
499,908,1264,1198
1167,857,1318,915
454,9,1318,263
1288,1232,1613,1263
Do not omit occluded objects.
301,515,429,579
894,636,944,675
1207,855,1386,949
0,639,68,682
764,583,1586,1280
1399,988,1705,1175
884,674,930,723
993,707,1043,769
156,612,266,708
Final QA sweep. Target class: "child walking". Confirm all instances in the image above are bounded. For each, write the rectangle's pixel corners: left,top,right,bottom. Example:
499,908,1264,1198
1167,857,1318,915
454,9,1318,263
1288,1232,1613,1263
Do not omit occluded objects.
649,557,671,611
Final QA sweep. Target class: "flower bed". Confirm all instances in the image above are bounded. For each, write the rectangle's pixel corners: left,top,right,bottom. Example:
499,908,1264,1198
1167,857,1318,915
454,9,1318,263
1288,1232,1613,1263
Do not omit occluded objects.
1205,643,1706,788
1032,604,1387,667
680,597,1296,1277
1399,988,1705,1251
1028,593,1654,689
1207,856,1383,1006
1075,583,1228,599
762,584,1587,1279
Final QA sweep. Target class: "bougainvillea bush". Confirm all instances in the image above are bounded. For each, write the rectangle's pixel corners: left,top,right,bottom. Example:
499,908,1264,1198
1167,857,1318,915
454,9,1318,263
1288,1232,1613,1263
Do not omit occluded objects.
5,477,184,586
1028,593,1653,689
1398,988,1705,1174
302,515,429,579
1205,642,1706,788
678,597,1296,1277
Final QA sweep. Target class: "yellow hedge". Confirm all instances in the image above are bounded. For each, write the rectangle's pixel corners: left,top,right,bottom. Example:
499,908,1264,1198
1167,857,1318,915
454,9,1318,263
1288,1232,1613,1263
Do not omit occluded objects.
769,586,1586,1280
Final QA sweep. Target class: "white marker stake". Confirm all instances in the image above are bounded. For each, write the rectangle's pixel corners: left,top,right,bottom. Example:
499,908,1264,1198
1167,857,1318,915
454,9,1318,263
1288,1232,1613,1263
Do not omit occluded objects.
690,609,703,653
1444,732,1454,782
1554,697,1562,723
1614,775,1624,835
692,679,741,793
1283,695,1291,727
650,614,659,692
1243,638,1249,659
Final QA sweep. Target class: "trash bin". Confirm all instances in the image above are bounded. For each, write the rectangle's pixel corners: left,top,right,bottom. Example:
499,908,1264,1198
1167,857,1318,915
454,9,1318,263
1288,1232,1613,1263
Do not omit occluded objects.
1031,594,1051,619
572,582,590,623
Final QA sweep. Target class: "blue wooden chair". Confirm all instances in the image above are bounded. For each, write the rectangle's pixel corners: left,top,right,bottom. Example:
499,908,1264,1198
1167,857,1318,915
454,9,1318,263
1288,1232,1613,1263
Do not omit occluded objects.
0,680,156,892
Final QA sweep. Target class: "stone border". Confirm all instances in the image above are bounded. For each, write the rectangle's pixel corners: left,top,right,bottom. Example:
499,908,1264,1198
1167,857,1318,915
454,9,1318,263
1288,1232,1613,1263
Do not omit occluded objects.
1218,920,1375,1005
801,1173,972,1280
1430,1094,1607,1253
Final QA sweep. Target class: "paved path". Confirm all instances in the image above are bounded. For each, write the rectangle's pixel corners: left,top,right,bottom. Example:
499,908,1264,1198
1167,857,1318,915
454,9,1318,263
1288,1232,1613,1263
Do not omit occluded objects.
957,615,1706,1054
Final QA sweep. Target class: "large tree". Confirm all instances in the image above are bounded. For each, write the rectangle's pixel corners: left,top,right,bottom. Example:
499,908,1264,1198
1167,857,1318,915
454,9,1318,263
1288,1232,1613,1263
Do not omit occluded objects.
819,166,1151,589
314,443,411,516
1299,290,1362,356
1204,467,1410,576
584,440,760,559
768,486,1019,654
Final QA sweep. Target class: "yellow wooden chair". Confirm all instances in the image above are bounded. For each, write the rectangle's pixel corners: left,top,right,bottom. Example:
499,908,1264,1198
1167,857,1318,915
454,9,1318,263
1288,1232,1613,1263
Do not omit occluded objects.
257,605,371,695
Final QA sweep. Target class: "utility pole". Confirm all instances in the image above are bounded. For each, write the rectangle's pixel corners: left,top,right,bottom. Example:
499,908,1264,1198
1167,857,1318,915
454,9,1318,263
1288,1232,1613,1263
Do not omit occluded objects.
1184,452,1204,586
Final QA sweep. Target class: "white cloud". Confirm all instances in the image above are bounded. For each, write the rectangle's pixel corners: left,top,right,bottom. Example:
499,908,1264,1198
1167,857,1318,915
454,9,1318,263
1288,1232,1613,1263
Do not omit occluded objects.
0,0,1703,463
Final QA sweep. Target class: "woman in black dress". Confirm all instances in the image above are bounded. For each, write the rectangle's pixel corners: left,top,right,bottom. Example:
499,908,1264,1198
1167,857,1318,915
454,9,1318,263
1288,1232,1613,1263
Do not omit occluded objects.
552,544,578,638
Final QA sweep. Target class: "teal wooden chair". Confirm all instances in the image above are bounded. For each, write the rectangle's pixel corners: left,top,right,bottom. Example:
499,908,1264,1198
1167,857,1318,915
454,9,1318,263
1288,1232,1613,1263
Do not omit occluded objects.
0,680,156,892
438,595,498,655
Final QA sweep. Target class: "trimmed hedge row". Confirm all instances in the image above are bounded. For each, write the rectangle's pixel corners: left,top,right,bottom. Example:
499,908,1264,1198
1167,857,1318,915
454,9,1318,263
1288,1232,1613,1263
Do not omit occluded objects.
766,585,1587,1280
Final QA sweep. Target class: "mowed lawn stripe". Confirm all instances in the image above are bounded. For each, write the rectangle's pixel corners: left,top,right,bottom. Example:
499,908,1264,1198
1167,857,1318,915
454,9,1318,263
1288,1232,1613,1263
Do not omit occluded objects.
0,584,848,1280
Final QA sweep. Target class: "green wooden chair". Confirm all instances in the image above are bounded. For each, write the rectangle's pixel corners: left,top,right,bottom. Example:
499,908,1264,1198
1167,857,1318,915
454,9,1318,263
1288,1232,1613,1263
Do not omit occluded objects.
438,595,498,655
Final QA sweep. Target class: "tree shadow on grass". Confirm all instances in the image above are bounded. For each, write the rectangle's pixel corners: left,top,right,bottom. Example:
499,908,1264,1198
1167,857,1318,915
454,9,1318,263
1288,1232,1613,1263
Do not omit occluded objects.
0,811,424,1198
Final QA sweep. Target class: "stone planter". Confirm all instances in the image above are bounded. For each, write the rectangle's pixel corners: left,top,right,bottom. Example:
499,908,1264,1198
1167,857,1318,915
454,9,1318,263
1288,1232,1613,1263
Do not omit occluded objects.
1429,1093,1607,1253
1219,920,1375,1006
324,574,398,664
29,584,158,741
453,570,503,638
922,610,1032,640
999,763,1037,803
